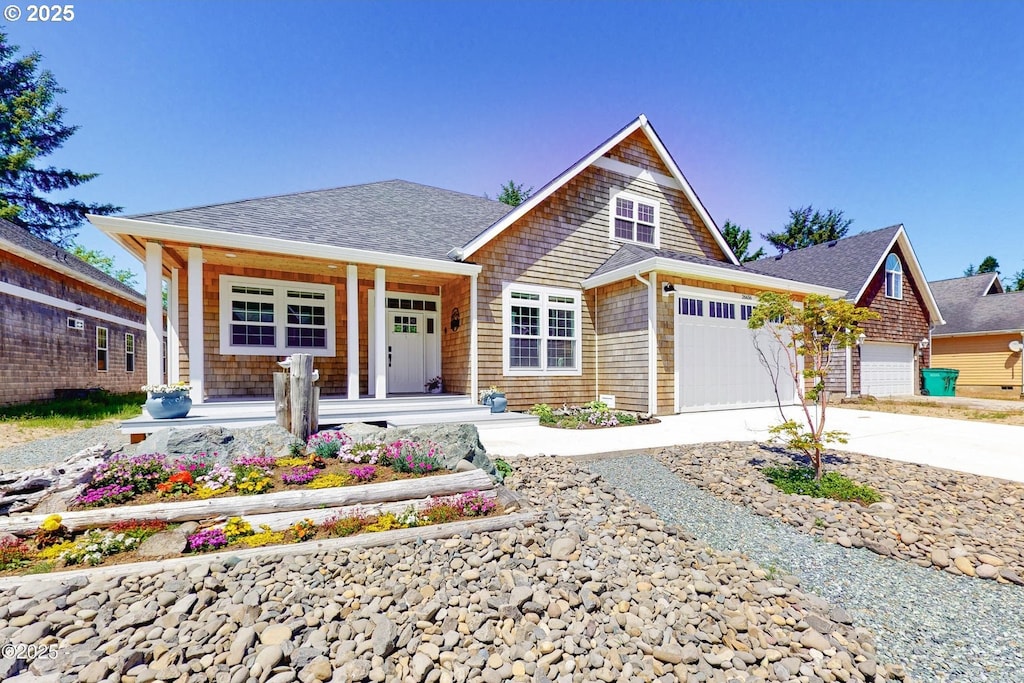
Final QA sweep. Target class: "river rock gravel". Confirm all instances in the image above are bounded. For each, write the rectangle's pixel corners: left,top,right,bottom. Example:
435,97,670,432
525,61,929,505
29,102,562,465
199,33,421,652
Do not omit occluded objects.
0,456,894,683
0,423,128,473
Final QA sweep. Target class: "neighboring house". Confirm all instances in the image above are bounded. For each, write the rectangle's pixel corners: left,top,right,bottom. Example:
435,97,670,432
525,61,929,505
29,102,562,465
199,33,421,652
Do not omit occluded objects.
929,273,1024,397
746,225,944,397
0,219,147,405
88,115,841,415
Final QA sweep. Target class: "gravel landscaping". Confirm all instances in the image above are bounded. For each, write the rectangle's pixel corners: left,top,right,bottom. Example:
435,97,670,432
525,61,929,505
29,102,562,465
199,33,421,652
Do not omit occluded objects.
590,453,1024,683
0,424,128,472
0,456,893,683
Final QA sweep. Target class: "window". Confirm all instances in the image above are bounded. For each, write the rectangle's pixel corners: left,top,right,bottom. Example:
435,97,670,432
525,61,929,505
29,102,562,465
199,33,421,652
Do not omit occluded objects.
678,298,703,316
125,333,135,372
219,276,336,356
610,191,659,246
503,284,581,375
885,253,903,299
96,327,108,372
740,305,753,321
709,301,736,319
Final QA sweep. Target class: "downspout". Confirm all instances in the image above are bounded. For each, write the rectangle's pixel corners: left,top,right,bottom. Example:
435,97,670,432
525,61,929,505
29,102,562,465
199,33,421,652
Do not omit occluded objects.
593,289,599,401
635,272,658,416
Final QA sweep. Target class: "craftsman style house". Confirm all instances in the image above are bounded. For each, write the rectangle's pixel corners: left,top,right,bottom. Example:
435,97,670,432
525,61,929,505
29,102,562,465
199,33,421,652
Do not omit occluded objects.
89,116,841,415
746,225,944,397
929,273,1024,398
0,219,147,405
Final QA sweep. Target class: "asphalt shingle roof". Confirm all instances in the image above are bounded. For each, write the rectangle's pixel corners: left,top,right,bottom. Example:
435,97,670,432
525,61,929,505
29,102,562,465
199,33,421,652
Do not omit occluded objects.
0,219,144,302
129,180,513,261
744,225,902,300
929,274,1024,335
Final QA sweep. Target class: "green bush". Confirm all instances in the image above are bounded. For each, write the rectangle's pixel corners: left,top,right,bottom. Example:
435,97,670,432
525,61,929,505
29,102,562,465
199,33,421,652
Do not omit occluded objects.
529,403,557,426
614,411,638,425
763,466,881,506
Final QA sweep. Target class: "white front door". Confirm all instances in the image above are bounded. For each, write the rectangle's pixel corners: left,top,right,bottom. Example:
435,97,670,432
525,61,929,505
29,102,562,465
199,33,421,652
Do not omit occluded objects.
861,342,915,396
387,313,426,393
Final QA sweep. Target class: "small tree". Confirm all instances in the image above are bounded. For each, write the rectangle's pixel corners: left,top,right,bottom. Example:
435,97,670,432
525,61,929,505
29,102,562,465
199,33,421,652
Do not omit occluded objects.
747,292,879,480
497,180,532,207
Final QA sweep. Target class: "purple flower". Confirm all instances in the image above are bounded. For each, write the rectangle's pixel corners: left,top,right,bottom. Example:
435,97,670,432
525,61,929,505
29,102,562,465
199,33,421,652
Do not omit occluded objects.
349,465,376,482
281,466,318,485
75,483,135,507
187,528,228,552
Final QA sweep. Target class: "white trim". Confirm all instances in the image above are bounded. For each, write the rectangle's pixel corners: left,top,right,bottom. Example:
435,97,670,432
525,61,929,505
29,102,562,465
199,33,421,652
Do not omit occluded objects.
582,257,846,297
88,215,482,277
187,247,205,403
884,253,904,300
852,226,945,324
501,282,583,377
470,273,479,403
933,328,1024,339
125,332,136,374
373,268,386,398
609,190,660,248
0,280,145,330
96,326,109,373
346,264,360,400
453,115,741,265
218,274,337,357
168,269,180,383
981,273,1002,295
593,156,684,191
145,242,164,386
646,273,658,415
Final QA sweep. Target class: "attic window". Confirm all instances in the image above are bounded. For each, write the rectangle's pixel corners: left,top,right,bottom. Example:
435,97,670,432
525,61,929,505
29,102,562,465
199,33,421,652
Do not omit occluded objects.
610,191,659,247
885,253,903,300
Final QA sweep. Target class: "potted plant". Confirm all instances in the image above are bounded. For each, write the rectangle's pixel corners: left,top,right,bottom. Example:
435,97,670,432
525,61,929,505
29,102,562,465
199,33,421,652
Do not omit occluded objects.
479,386,507,413
142,382,193,419
425,376,443,394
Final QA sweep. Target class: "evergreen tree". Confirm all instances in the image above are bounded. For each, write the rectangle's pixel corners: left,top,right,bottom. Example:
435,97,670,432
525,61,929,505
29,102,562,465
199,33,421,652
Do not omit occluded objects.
977,256,1000,274
721,220,765,262
497,180,532,207
761,206,852,254
0,31,119,245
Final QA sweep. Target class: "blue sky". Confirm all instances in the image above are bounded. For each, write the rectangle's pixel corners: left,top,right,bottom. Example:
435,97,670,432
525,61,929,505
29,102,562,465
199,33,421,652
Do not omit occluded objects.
7,1,1024,286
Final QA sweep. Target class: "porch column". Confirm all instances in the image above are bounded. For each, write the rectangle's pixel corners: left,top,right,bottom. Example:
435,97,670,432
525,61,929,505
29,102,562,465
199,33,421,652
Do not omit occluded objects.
145,241,163,386
470,272,479,403
647,272,658,415
373,267,386,398
187,247,205,404
168,268,181,383
346,264,359,400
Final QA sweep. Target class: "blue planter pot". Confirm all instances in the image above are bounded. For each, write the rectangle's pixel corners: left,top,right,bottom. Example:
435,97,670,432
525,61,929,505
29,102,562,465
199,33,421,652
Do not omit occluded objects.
146,391,192,419
483,393,507,413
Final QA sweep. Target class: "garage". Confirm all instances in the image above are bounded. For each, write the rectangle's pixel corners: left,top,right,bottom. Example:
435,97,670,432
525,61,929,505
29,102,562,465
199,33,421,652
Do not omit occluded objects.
674,289,797,411
860,342,915,396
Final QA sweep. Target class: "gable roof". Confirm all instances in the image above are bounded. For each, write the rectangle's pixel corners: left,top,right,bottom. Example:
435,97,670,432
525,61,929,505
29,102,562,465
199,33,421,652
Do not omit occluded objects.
745,224,944,323
124,180,512,262
0,218,144,303
930,274,1024,336
450,115,741,265
582,243,846,296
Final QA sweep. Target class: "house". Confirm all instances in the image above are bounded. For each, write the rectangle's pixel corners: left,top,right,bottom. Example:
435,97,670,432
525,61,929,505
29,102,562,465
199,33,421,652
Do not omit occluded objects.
746,225,944,397
0,219,147,405
929,273,1024,397
88,115,842,416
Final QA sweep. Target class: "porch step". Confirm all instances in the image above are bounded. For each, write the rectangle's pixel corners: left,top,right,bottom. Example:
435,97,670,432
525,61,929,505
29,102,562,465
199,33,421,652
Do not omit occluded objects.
384,410,540,429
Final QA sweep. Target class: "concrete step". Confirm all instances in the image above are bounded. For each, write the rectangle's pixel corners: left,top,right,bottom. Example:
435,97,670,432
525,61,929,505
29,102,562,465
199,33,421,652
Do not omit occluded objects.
384,410,539,429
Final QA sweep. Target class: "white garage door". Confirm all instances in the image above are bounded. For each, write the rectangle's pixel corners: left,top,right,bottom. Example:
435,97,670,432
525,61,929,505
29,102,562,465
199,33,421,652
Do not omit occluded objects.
861,342,915,397
674,291,797,411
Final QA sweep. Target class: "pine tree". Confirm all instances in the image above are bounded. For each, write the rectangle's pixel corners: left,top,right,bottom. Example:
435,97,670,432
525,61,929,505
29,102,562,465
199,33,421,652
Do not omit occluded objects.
721,220,765,262
762,206,852,254
0,31,119,245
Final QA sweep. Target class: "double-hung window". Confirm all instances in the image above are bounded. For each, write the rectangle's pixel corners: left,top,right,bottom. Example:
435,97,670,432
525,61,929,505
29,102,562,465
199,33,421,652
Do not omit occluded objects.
610,191,659,246
125,333,135,372
96,327,108,372
503,284,581,375
219,275,335,356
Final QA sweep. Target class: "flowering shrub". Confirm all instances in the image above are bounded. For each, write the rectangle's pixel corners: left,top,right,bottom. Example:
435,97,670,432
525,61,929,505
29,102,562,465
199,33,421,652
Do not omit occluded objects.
388,439,444,474
308,473,351,489
108,519,168,539
156,471,195,496
75,483,135,507
198,464,236,492
458,490,497,516
171,453,216,478
87,453,170,496
281,466,318,485
322,512,368,537
349,465,377,483
187,528,228,552
290,518,317,542
236,471,273,495
61,531,140,566
0,537,33,569
224,517,254,541
307,430,352,459
345,441,388,465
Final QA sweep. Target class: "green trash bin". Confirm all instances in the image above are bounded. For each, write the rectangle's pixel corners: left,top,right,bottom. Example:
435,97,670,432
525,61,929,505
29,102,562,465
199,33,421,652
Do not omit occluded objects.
921,368,959,396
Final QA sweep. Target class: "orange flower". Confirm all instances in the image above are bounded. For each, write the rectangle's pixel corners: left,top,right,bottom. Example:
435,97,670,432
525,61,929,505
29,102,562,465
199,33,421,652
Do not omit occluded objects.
157,482,173,493
169,471,194,486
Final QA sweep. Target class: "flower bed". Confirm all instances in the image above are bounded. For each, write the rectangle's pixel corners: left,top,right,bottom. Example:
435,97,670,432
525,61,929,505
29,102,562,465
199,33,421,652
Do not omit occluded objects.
1,490,502,576
529,401,659,429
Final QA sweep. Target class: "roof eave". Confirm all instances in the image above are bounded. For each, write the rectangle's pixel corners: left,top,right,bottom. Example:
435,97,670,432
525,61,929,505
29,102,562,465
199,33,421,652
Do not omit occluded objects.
88,215,483,276
933,328,1024,338
581,257,846,297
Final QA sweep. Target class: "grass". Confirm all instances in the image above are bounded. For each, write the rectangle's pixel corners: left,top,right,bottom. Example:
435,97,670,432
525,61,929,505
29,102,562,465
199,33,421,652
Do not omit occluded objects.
763,465,881,506
0,391,145,429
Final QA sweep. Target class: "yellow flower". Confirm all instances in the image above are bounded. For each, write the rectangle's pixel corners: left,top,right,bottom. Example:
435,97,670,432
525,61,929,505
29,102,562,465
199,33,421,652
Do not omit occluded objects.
40,515,63,532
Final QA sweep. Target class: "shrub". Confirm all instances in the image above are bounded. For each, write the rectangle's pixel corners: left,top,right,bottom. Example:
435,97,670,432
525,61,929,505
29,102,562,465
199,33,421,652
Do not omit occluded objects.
322,512,368,538
494,458,512,481
388,440,444,474
281,466,318,485
615,412,638,426
187,528,229,552
0,537,33,569
309,473,352,489
108,519,168,539
307,430,353,459
529,403,557,426
349,465,377,483
763,466,881,506
61,531,140,565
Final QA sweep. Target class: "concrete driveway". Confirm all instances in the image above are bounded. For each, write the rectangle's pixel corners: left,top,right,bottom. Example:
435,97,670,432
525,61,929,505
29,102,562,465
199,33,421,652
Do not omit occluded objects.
479,406,1024,484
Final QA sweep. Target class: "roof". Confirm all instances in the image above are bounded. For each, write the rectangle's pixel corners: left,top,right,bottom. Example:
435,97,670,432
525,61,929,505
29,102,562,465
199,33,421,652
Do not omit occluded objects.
0,218,144,303
452,114,740,265
582,243,847,296
930,274,1024,335
745,225,903,298
128,180,512,261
